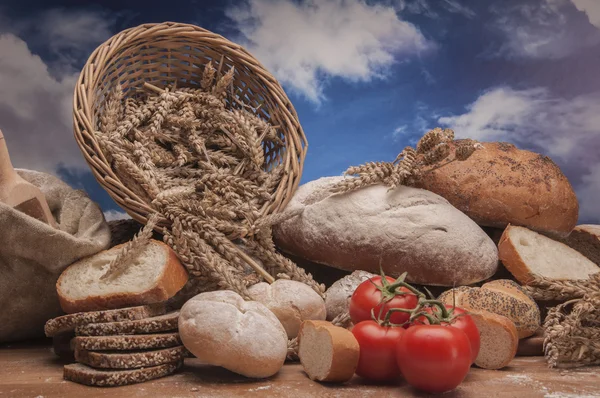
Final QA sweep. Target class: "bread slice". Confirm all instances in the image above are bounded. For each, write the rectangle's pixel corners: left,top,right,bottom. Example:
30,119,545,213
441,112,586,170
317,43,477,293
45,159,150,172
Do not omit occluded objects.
453,280,540,339
561,224,600,266
469,310,518,369
75,311,179,336
73,333,181,351
57,240,189,313
44,304,166,337
75,346,188,369
498,225,600,284
298,320,359,383
63,361,182,387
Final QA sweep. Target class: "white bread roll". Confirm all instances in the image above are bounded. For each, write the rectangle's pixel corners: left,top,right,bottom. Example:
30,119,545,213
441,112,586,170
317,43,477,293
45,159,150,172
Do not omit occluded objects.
248,280,326,338
324,271,374,321
178,291,287,378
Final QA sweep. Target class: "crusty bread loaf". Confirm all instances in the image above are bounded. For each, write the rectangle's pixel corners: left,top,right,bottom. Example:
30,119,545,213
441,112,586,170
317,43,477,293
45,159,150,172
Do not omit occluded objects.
75,311,179,336
561,225,600,266
44,304,166,337
63,361,182,387
75,346,188,369
469,310,518,369
179,290,288,379
298,320,360,383
73,333,181,351
438,280,540,338
499,225,600,283
57,240,188,313
248,280,326,338
273,176,498,286
414,141,578,238
325,271,374,321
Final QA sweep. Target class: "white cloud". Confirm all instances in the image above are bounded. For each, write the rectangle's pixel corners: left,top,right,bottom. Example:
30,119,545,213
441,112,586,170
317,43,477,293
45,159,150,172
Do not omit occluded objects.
103,210,132,222
0,9,114,174
571,0,600,28
438,86,600,222
226,0,432,103
491,0,600,59
394,0,475,19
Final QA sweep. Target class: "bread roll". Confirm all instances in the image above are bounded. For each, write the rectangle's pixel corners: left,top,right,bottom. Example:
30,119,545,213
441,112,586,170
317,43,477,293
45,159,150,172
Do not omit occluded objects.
178,290,287,378
325,271,374,321
298,320,359,383
438,279,540,338
414,141,578,238
274,176,498,286
248,280,326,338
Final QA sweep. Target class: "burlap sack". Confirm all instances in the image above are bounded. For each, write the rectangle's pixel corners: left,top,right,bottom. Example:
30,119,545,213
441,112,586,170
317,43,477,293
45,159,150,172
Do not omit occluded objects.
0,169,110,342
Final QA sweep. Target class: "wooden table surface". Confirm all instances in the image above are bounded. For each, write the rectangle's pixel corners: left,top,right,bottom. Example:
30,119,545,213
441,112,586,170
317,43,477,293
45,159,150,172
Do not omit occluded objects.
1,340,599,398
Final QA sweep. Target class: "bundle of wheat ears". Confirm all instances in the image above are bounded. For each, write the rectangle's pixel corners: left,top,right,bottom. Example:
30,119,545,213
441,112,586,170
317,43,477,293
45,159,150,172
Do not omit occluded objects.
525,274,600,368
95,62,325,300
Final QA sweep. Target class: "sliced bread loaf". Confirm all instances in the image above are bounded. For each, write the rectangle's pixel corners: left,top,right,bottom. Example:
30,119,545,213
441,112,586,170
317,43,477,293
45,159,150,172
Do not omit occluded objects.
469,310,518,369
75,346,188,369
298,320,359,383
73,333,181,351
63,361,182,387
57,240,188,313
561,224,600,266
499,225,600,284
44,304,166,337
76,311,179,336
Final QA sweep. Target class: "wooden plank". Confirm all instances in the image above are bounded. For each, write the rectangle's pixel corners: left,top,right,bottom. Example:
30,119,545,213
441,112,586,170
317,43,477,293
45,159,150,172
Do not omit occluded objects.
1,340,599,397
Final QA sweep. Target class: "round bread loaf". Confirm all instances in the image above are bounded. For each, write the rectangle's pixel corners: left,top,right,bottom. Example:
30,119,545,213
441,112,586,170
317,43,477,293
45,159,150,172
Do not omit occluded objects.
248,280,326,338
178,290,287,378
413,141,578,238
273,176,498,286
438,279,540,339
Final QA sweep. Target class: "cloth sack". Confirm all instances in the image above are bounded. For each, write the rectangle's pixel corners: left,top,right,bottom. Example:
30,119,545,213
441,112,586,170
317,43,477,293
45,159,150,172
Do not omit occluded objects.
0,169,110,342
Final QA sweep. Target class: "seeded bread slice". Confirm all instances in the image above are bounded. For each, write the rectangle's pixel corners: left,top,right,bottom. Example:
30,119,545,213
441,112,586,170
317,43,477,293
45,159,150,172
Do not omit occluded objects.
73,333,181,351
75,346,188,369
76,311,179,336
44,304,166,337
63,361,182,387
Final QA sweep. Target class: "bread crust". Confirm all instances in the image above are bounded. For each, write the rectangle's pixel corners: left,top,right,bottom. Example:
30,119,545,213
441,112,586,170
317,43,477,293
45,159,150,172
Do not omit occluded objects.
469,309,518,370
414,141,578,238
57,241,188,313
63,361,182,387
75,346,188,369
298,320,359,383
561,224,600,266
498,225,537,284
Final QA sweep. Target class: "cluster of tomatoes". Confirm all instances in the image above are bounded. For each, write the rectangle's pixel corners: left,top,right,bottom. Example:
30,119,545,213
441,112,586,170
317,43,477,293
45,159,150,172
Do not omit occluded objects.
348,273,480,394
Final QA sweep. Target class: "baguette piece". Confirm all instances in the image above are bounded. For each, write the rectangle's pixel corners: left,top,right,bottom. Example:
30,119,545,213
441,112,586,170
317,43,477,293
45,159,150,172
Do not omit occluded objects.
298,320,359,383
73,333,181,351
76,311,179,336
44,304,166,337
63,361,182,387
561,225,600,266
75,346,188,369
499,225,599,283
57,240,188,313
469,310,518,369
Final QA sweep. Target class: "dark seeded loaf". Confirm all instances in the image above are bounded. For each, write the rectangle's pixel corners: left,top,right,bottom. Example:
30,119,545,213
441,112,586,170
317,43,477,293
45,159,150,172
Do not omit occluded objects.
75,346,188,369
73,333,181,351
76,311,179,336
44,304,166,337
64,361,182,387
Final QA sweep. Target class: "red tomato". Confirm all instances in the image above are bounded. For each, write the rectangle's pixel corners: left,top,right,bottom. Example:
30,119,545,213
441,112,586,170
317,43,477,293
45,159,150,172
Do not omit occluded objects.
412,305,480,364
349,276,418,325
351,320,404,382
396,325,472,393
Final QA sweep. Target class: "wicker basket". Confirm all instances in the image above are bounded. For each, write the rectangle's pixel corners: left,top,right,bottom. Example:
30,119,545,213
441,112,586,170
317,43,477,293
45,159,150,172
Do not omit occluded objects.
73,22,307,227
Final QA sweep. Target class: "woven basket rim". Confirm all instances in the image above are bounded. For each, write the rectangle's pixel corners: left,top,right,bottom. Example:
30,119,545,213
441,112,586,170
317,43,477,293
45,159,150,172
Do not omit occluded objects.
73,21,307,229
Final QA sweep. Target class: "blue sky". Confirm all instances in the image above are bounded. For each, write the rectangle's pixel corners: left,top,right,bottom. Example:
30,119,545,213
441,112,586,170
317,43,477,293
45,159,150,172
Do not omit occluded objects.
1,0,599,223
